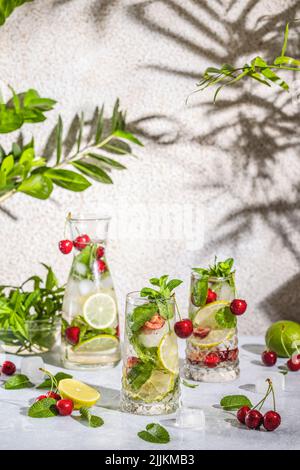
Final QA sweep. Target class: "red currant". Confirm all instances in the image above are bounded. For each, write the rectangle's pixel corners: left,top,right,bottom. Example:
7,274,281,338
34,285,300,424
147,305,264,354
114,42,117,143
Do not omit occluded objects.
262,350,277,367
1,360,16,375
96,246,105,259
73,234,91,251
206,289,217,304
237,406,251,424
58,239,73,254
65,326,80,345
245,409,263,429
263,410,281,431
287,354,300,371
230,299,247,315
46,391,61,400
97,259,107,273
56,399,74,416
174,319,193,338
204,353,220,368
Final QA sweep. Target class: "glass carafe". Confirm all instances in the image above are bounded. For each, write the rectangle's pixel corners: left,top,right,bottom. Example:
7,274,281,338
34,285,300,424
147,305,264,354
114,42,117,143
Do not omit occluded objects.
184,272,239,382
120,292,180,415
61,215,121,369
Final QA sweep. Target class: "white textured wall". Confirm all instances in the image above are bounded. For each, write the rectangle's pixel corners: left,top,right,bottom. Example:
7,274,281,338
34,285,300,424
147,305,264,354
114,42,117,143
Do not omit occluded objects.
1,0,300,334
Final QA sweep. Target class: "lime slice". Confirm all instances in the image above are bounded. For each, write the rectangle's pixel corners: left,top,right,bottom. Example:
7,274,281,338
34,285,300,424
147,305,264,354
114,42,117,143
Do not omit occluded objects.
158,332,179,374
125,369,176,403
193,300,229,328
190,328,235,349
74,334,119,354
83,292,116,329
58,378,100,409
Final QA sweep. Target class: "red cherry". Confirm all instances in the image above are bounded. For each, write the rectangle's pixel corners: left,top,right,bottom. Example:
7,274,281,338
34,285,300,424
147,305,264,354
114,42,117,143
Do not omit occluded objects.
97,259,107,273
36,395,47,401
174,319,193,338
1,360,16,375
217,349,229,362
56,399,74,416
73,234,91,251
96,246,105,259
127,356,140,369
287,354,300,371
263,411,281,431
204,352,221,368
46,391,61,401
262,350,277,367
230,299,247,315
193,327,211,338
206,289,217,304
65,326,80,345
227,348,239,362
143,314,165,331
245,409,263,429
58,239,73,254
237,406,251,424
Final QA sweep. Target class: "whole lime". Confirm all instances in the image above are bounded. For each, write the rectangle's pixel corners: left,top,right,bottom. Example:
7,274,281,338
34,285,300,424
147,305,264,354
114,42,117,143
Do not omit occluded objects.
265,320,300,357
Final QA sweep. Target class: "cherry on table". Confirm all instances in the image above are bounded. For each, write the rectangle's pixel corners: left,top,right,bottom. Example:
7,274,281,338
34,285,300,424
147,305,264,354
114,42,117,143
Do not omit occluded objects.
204,352,220,368
174,319,193,338
245,409,263,429
56,399,74,416
206,289,217,304
262,350,277,367
58,239,73,254
230,299,247,316
46,391,61,401
36,395,47,401
65,326,80,345
263,410,281,431
237,406,251,424
1,360,16,376
73,234,91,251
287,354,300,371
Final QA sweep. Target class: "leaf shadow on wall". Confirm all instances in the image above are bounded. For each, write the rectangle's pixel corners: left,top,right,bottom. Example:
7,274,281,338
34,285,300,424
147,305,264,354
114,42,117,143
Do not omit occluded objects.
128,0,300,321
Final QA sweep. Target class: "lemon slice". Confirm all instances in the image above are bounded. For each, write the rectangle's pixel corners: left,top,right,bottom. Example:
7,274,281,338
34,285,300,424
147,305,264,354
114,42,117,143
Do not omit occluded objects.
125,370,176,403
74,334,119,354
58,378,100,409
193,300,229,328
190,328,235,349
83,292,116,329
158,332,179,374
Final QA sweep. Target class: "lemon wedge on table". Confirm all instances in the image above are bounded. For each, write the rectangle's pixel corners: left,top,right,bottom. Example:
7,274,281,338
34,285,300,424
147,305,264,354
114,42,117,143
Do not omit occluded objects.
193,300,229,328
58,379,100,409
190,328,235,349
74,334,119,354
83,292,116,329
158,332,179,374
126,370,176,403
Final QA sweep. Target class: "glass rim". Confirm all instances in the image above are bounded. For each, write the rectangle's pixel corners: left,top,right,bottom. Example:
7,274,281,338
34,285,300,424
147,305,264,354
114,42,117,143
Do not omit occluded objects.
191,271,235,281
126,291,175,305
69,214,111,222
23,317,61,324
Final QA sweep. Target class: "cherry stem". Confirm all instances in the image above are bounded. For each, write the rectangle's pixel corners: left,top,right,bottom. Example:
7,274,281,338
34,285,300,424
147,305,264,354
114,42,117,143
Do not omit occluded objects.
268,379,276,411
39,368,58,393
252,380,273,410
173,296,182,321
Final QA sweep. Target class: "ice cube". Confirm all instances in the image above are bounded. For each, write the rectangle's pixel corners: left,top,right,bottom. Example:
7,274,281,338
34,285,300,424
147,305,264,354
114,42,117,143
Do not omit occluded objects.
21,357,45,385
78,279,95,296
75,262,87,276
255,372,285,394
175,407,205,430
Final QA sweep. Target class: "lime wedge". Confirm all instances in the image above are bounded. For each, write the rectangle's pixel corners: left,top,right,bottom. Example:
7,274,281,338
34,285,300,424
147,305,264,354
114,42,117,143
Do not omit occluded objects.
58,378,100,409
190,328,235,349
158,332,179,374
83,292,116,329
193,300,229,328
125,369,176,403
74,334,119,353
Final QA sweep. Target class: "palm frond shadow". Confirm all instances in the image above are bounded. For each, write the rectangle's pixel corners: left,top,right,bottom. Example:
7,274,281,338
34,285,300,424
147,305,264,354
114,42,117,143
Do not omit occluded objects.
260,273,300,322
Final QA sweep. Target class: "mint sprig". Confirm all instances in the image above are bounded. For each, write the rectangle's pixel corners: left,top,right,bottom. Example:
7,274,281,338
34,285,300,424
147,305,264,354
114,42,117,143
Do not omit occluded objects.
215,306,237,329
140,275,182,301
138,423,170,444
4,374,33,390
193,257,234,279
28,398,58,418
127,362,153,391
79,407,104,428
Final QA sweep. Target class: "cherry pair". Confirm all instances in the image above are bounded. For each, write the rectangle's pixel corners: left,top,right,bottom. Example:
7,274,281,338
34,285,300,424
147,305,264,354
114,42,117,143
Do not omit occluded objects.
36,391,73,416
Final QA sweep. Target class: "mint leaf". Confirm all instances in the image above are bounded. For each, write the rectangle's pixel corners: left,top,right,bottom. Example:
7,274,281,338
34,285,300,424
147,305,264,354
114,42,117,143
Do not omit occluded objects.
192,276,208,307
37,372,72,389
215,306,237,329
28,398,58,418
130,303,158,332
220,395,252,410
181,379,199,389
79,407,104,428
157,299,174,320
127,362,153,391
138,423,170,444
4,374,33,390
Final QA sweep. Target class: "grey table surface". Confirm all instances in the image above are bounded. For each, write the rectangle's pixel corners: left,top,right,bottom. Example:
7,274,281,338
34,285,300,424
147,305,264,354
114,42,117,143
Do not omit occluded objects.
0,336,299,450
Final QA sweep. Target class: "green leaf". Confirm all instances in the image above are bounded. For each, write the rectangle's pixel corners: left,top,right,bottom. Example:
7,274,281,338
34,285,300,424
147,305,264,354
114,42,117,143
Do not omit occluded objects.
130,302,158,332
140,287,160,298
127,362,153,391
95,105,104,144
1,154,14,174
252,56,289,90
166,279,183,292
215,306,237,329
45,169,91,192
88,153,126,170
79,407,104,428
37,372,72,389
4,374,33,389
192,276,208,307
56,115,63,165
72,161,113,184
274,55,300,67
0,1,33,26
28,398,58,418
281,22,289,58
181,379,199,389
17,174,53,199
220,395,253,411
42,263,58,290
138,423,170,444
113,129,143,146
